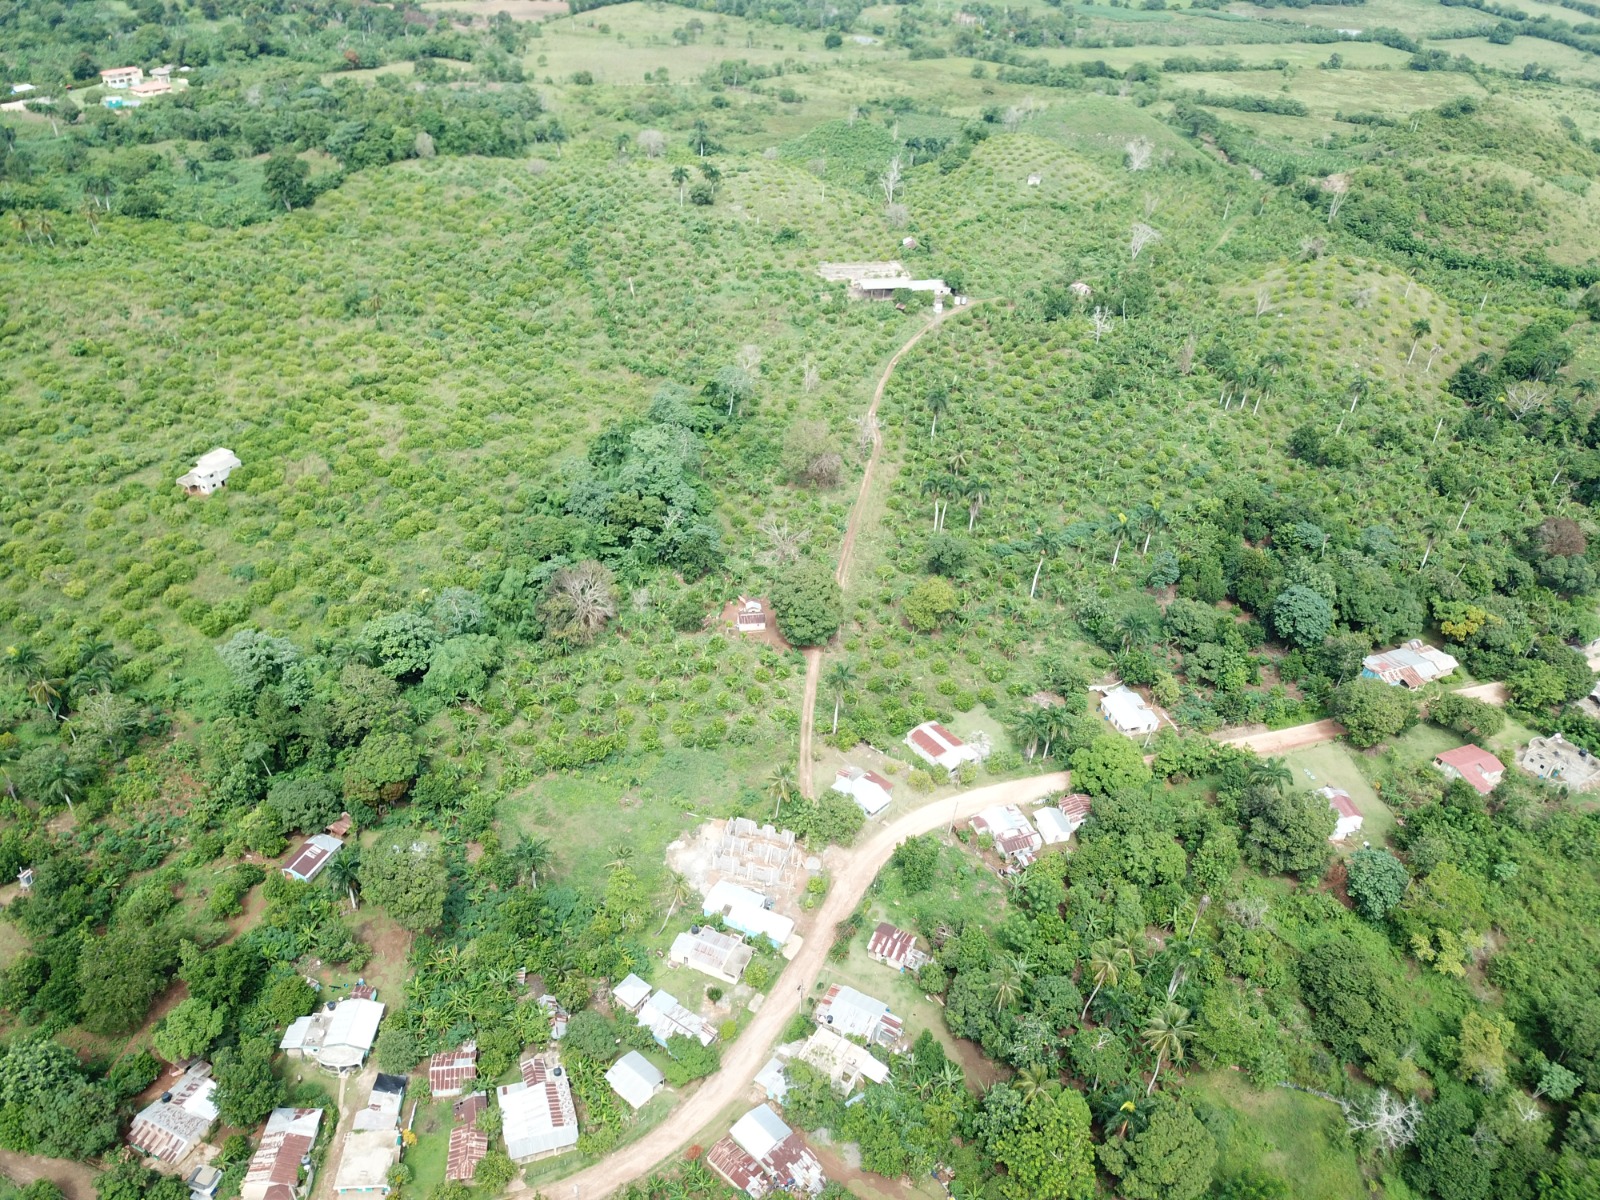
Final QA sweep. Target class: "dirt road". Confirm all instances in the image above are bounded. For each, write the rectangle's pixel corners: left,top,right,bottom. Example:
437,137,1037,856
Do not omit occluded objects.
1213,719,1346,755
524,771,1070,1198
0,1150,100,1200
797,306,972,800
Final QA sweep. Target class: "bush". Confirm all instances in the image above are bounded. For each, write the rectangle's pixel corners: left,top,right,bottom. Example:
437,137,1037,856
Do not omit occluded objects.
903,577,959,632
1329,678,1418,748
1427,693,1505,740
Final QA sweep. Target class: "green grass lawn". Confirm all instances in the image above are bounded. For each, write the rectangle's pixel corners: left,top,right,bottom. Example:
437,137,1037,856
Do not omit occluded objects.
1281,740,1396,849
404,1098,455,1195
1190,1069,1373,1199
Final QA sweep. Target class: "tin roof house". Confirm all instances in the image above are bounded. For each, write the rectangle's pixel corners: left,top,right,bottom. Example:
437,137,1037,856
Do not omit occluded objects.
127,1063,218,1164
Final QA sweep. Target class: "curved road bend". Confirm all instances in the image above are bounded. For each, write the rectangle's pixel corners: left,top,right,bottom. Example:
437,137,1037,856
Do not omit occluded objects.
529,770,1071,1198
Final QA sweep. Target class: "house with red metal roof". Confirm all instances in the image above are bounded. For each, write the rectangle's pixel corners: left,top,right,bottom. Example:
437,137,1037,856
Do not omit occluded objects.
127,1063,217,1164
1363,640,1459,689
1317,786,1364,841
903,721,982,773
1434,744,1505,795
970,804,1042,866
832,766,894,816
445,1127,488,1183
242,1109,322,1200
707,1136,770,1198
282,834,343,883
866,922,929,973
428,1043,477,1098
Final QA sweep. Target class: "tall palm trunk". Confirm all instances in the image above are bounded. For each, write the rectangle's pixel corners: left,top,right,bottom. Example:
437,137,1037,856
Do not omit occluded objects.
1147,1049,1168,1096
1030,556,1045,599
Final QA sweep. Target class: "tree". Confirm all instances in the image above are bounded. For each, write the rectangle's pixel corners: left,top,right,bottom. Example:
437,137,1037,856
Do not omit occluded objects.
1141,1001,1194,1094
541,561,616,645
1129,222,1162,260
473,1151,517,1192
824,661,857,736
324,846,362,910
505,835,552,888
1427,693,1505,740
892,835,939,894
1097,1095,1216,1200
213,1038,285,1129
153,998,226,1064
767,764,797,823
1081,939,1139,1020
77,925,175,1035
661,1034,721,1086
1025,528,1060,600
267,775,341,833
771,562,842,647
1070,735,1152,796
1536,1060,1581,1102
637,129,666,157
1329,677,1418,748
1457,1011,1512,1090
562,1009,620,1063
1347,848,1409,921
671,165,689,204
926,386,949,440
375,1026,422,1074
359,611,440,680
1272,585,1334,648
341,731,420,806
1241,787,1335,876
1408,317,1432,365
262,150,312,211
903,577,959,632
0,1039,118,1160
361,838,449,934
655,870,693,934
988,1090,1096,1200
219,629,300,694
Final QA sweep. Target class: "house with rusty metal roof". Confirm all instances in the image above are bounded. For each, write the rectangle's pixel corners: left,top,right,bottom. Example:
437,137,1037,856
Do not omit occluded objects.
242,1108,322,1200
127,1063,218,1164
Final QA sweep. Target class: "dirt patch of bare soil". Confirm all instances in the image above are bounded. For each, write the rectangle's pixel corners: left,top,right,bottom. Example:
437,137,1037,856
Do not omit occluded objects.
429,0,567,21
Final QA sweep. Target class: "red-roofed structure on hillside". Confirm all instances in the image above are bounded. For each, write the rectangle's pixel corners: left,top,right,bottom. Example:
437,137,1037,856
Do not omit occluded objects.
445,1128,488,1183
707,1137,769,1198
452,1093,487,1126
866,922,930,973
903,721,982,773
1058,793,1092,832
242,1109,322,1200
1434,744,1506,796
428,1043,477,1098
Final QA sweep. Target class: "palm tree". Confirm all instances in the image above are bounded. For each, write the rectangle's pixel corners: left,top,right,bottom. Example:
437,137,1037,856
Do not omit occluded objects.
3,643,41,684
605,843,637,870
1108,509,1130,567
1081,939,1138,1021
507,835,552,887
767,763,797,822
926,386,949,440
1015,1063,1058,1101
671,165,689,205
1134,498,1166,555
34,752,87,814
1040,703,1070,760
1117,608,1155,651
1013,705,1054,761
824,660,856,736
325,849,362,910
1027,528,1060,600
991,963,1024,1012
946,447,972,475
936,1060,965,1095
1407,317,1432,365
656,870,693,934
26,674,65,719
963,479,991,531
1249,757,1294,795
920,475,946,531
1141,1000,1194,1095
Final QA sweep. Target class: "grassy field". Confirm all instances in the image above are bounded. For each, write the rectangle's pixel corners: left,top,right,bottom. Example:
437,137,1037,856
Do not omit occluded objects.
1282,740,1395,848
1191,1069,1371,1199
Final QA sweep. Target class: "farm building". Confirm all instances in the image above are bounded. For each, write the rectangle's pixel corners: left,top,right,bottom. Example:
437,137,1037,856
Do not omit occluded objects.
127,1063,218,1164
279,996,384,1072
1518,734,1600,790
1434,745,1506,796
970,805,1043,865
702,880,795,947
813,984,902,1047
612,973,653,1013
131,78,171,98
281,834,342,883
498,1053,577,1163
1100,685,1159,736
755,1055,789,1102
850,276,951,301
904,721,982,772
605,1051,665,1110
1034,806,1075,845
866,922,929,973
242,1108,322,1200
428,1044,477,1098
636,989,717,1048
445,1127,489,1184
734,597,768,632
669,926,753,985
1027,173,1042,186
1318,787,1364,841
101,66,144,87
832,767,894,816
1362,641,1459,688
727,1105,827,1197
177,448,241,496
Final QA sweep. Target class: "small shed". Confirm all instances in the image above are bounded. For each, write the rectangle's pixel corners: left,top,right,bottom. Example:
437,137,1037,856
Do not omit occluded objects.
428,1043,477,1099
1317,787,1364,841
282,834,343,883
613,973,653,1014
1100,685,1159,736
832,767,893,816
605,1051,665,1111
1035,806,1074,845
735,597,768,632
